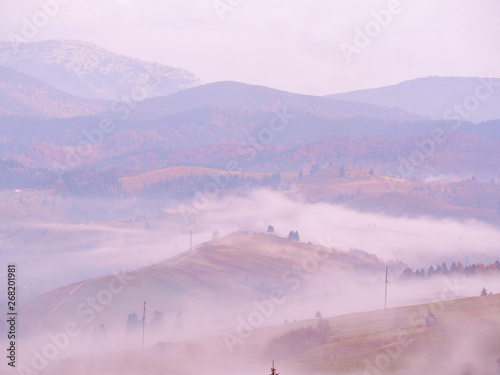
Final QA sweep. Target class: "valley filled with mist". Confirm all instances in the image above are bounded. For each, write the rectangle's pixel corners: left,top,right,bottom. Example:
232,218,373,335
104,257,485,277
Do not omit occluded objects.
1,3,500,374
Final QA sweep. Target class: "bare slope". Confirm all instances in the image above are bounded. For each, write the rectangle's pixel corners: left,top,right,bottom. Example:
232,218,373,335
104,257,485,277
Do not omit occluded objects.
0,40,202,100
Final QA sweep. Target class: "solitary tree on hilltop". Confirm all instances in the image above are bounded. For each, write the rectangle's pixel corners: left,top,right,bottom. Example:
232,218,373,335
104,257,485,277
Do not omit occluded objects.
267,225,274,234
288,230,299,241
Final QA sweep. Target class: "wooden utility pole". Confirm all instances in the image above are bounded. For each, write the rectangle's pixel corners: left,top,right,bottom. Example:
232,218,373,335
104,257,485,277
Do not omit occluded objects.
142,301,146,349
384,266,389,310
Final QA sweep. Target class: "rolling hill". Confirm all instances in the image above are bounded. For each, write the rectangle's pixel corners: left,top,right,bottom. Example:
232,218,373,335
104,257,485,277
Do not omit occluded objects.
132,80,422,122
329,76,500,123
287,166,500,223
17,231,395,333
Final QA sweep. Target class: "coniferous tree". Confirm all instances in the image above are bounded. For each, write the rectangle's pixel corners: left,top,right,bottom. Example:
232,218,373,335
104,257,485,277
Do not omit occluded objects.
150,310,164,327
441,263,449,275
270,361,279,375
427,265,435,278
288,230,300,241
450,262,458,274
127,313,140,334
316,319,333,345
339,165,346,177
401,268,414,279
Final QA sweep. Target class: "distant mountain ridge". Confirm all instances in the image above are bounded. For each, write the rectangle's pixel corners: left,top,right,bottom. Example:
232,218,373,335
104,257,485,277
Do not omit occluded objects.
132,81,422,121
0,39,203,100
0,66,106,118
329,77,500,123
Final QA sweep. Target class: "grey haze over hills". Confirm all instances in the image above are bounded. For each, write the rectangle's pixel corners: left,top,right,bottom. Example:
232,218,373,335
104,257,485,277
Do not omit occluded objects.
0,40,203,100
329,77,500,123
0,66,106,118
132,80,423,122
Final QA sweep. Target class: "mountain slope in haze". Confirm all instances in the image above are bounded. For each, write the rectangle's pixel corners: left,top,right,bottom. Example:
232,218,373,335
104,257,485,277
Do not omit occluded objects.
259,294,500,374
329,77,500,123
0,80,433,168
0,66,106,118
33,289,500,375
287,166,500,223
133,80,422,121
0,40,203,100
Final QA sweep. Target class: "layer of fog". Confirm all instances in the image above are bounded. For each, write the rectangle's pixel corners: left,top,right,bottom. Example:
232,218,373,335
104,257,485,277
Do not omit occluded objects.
3,188,500,303
6,265,500,375
190,189,500,268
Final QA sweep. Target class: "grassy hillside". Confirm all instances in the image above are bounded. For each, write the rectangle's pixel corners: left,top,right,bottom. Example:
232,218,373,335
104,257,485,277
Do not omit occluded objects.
39,293,500,375
17,232,391,333
288,166,500,223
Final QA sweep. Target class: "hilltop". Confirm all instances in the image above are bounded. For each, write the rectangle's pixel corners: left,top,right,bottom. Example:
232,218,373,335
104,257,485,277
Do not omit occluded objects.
0,40,202,100
17,231,396,333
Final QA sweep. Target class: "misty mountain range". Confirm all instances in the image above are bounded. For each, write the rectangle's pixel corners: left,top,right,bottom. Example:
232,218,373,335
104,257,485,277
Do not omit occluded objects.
2,39,500,375
0,40,499,182
0,40,202,100
329,76,500,123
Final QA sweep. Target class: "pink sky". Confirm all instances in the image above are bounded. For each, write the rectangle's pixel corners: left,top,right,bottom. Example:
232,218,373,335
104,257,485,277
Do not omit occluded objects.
1,0,499,95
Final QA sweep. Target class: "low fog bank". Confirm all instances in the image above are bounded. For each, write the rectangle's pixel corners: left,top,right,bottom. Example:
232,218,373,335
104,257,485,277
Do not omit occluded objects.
3,188,500,304
190,189,500,267
5,261,499,375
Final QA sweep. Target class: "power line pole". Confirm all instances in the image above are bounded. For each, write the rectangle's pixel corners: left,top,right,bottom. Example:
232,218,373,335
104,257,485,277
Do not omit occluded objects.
384,266,389,310
142,301,146,349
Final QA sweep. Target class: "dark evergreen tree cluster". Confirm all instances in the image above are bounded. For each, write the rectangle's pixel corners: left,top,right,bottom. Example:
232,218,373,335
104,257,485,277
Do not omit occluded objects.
141,172,282,201
59,168,124,198
264,320,333,360
288,230,299,241
310,163,320,174
400,260,500,280
0,159,56,190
